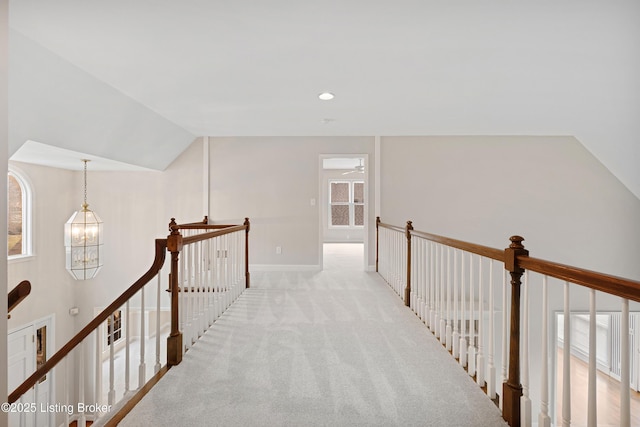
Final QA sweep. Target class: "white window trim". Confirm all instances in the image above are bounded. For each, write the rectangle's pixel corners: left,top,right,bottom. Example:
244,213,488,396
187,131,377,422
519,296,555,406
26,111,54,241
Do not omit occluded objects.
8,166,34,261
328,179,365,229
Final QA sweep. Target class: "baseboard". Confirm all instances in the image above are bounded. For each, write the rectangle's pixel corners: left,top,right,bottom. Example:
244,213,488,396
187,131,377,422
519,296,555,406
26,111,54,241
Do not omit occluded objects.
250,264,321,272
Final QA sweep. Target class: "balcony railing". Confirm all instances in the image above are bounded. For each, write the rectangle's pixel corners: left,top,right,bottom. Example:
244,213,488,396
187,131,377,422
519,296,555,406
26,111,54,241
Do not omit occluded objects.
7,217,250,427
376,217,640,427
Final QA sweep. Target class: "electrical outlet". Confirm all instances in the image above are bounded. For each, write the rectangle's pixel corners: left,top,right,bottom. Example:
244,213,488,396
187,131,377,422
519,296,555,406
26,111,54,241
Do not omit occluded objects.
276,246,282,254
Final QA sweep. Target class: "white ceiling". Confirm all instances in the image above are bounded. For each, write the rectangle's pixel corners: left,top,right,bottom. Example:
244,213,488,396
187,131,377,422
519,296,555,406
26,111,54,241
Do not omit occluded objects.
7,1,640,196
11,141,156,171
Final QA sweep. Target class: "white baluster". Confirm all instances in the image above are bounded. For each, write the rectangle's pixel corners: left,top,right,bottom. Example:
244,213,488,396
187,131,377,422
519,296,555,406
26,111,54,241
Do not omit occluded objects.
500,269,508,411
414,238,420,317
440,245,446,343
423,240,429,326
179,250,187,349
477,257,485,387
201,240,207,333
621,298,630,427
521,271,531,427
79,342,86,427
208,238,214,326
196,241,203,336
429,242,436,330
468,254,476,377
139,288,146,388
189,242,196,343
95,329,102,415
434,244,441,339
155,273,162,373
452,249,460,358
587,288,597,427
459,251,467,368
562,281,571,427
125,301,130,395
446,247,452,351
64,356,70,427
487,259,496,399
538,275,551,427
108,313,115,405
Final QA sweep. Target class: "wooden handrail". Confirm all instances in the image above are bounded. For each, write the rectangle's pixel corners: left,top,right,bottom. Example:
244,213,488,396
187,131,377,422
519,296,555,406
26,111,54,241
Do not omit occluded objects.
410,229,504,262
181,224,247,245
8,238,168,404
8,280,31,316
518,255,640,302
377,219,640,302
377,221,406,234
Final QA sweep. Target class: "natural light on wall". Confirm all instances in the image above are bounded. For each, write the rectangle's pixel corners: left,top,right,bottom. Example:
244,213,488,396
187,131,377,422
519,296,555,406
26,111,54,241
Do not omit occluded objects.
64,159,103,280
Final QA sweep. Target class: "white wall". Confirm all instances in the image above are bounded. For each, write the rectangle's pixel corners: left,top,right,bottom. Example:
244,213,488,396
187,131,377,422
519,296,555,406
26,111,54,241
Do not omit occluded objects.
208,137,376,268
380,135,640,281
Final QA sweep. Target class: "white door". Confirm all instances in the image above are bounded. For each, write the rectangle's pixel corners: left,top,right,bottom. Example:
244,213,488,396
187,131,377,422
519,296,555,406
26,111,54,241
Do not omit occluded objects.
8,317,54,427
8,325,36,427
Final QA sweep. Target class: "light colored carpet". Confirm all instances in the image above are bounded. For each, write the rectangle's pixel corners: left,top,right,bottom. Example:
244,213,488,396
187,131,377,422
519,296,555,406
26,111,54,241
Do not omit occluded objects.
120,246,506,426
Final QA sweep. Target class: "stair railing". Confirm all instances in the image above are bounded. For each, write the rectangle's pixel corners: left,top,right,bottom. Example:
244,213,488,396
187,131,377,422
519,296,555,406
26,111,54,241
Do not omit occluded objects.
7,280,31,318
7,217,250,427
376,217,640,427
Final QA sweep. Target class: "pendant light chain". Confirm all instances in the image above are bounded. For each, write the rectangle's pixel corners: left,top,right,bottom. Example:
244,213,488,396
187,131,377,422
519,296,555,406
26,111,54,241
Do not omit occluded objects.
83,159,89,209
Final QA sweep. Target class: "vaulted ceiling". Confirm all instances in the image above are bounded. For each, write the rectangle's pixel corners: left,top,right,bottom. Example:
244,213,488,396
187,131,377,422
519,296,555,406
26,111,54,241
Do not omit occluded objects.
8,1,640,197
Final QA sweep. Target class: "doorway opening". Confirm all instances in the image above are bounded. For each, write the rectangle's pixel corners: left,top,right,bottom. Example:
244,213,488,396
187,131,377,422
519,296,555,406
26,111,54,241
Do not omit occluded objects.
319,155,369,271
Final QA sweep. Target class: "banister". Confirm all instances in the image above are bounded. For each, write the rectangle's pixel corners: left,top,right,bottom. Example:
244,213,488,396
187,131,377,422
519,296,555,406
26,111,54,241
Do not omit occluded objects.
8,238,168,404
376,218,640,427
517,255,640,303
8,279,31,316
377,221,406,234
410,229,504,262
181,224,247,245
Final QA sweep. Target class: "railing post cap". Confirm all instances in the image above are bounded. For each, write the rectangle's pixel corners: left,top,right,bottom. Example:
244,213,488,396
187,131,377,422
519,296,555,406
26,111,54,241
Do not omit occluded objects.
169,218,179,234
509,235,525,249
405,221,413,239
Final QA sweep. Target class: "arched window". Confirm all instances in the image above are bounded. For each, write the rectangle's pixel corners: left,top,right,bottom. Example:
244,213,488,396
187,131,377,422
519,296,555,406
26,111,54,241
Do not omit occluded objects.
8,169,32,258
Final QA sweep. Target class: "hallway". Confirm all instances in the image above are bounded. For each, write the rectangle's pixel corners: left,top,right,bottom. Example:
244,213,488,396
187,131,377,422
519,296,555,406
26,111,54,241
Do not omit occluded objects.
119,244,506,426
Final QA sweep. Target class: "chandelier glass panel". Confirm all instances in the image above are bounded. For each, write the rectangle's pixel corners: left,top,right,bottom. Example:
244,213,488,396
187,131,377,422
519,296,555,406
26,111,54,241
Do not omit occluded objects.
64,159,103,280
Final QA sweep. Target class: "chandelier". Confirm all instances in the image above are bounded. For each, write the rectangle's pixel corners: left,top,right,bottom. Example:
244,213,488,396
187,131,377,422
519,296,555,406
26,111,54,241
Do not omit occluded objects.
64,159,103,280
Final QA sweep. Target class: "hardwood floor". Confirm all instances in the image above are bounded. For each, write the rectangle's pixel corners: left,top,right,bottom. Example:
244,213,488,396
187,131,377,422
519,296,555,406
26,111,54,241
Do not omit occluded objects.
556,348,640,427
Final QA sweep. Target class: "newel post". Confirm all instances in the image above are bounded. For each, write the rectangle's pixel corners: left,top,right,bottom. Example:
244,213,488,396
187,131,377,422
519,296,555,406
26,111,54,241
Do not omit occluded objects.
244,217,251,289
405,221,413,307
166,218,183,366
375,217,380,272
502,235,529,427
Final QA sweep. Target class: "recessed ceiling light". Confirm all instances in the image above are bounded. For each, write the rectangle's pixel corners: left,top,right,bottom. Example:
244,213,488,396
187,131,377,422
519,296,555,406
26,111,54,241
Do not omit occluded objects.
318,92,335,101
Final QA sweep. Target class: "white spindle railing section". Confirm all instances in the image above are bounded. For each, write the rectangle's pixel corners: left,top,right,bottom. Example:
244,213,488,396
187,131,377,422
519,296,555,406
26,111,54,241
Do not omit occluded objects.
178,224,247,357
377,224,407,299
376,218,640,427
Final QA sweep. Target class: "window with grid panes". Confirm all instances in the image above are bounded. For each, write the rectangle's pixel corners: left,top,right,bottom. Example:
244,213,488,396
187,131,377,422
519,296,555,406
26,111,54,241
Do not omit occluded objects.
329,180,364,227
